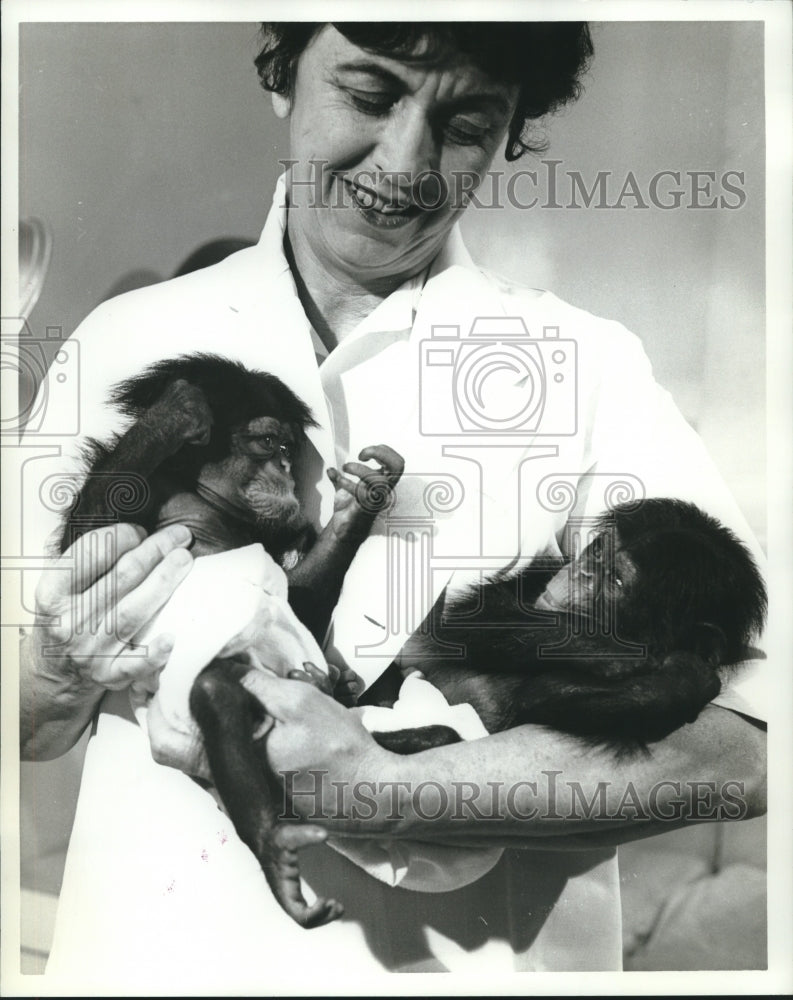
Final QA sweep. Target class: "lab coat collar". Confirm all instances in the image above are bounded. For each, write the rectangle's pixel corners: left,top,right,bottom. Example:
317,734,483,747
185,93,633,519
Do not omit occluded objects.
246,173,492,345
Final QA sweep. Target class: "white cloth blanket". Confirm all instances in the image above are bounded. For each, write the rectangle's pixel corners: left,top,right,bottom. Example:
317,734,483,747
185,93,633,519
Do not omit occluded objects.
131,544,501,891
334,673,503,890
131,544,327,780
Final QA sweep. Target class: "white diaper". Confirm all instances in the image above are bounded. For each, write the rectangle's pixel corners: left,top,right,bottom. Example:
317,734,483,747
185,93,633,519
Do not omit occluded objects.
132,547,502,892
131,544,326,779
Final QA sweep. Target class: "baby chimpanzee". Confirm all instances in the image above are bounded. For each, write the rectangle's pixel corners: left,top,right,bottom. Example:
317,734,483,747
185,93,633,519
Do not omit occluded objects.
60,353,403,927
367,497,766,754
62,353,766,930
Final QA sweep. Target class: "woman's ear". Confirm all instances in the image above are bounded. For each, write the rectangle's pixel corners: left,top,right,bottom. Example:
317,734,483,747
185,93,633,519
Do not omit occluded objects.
271,92,291,120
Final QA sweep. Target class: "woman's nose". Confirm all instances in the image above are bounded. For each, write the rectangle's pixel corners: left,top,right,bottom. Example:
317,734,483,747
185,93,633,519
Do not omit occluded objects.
375,105,438,189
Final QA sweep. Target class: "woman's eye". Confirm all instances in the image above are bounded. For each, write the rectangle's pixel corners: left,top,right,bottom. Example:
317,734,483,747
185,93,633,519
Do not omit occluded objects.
445,117,489,146
348,90,395,115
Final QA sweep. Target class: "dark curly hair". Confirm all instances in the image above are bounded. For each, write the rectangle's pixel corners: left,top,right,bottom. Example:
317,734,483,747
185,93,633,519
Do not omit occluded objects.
254,22,593,160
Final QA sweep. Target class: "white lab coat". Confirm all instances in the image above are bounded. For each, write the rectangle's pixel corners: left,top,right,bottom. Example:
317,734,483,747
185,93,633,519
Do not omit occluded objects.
35,177,765,990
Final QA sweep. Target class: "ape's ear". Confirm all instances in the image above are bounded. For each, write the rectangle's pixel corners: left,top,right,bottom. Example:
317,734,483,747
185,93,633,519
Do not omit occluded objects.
688,621,728,666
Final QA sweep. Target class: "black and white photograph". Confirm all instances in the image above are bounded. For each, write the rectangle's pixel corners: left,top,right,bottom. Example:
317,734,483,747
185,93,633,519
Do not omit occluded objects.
2,0,791,995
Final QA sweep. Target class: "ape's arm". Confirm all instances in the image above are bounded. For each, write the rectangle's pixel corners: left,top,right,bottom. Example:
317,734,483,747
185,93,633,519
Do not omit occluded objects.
62,380,212,550
511,652,722,748
287,445,403,640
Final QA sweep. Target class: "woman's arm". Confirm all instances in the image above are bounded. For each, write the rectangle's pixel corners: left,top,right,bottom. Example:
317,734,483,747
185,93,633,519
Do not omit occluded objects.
21,522,194,761
243,671,766,845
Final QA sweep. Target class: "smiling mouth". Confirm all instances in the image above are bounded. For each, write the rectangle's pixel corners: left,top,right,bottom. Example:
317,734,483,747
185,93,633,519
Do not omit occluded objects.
344,180,421,228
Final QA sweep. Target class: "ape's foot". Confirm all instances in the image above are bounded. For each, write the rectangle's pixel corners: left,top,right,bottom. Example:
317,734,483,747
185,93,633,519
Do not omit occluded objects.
287,661,334,697
263,824,344,929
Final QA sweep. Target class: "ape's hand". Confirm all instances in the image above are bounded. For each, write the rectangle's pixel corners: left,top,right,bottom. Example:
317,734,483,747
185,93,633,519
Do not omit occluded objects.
31,522,193,692
286,660,364,707
148,378,214,446
326,444,404,543
332,662,366,707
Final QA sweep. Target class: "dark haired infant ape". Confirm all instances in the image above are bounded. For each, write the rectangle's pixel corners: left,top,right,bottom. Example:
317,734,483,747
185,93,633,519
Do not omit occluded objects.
61,353,404,928
366,498,767,754
62,355,767,931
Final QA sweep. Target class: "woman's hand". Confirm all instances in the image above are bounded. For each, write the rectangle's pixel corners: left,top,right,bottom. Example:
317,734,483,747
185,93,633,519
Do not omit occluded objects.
21,522,194,759
240,668,392,832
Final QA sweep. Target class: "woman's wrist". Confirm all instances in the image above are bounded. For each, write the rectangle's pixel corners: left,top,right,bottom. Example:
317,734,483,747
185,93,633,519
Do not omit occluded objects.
20,629,104,760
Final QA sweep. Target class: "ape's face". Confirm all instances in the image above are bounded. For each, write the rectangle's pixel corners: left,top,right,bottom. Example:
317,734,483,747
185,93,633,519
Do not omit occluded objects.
204,416,303,529
535,531,638,617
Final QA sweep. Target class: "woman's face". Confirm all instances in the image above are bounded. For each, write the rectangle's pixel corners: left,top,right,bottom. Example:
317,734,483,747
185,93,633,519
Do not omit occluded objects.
277,26,518,288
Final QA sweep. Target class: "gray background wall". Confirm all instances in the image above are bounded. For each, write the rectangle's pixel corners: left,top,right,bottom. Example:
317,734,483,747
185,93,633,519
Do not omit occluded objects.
17,20,766,971
20,21,766,540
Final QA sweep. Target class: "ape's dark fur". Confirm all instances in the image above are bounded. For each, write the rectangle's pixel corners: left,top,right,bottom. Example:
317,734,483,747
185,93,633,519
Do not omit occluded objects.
111,353,317,467
61,353,767,927
58,353,403,929
367,499,767,751
604,499,766,663
60,354,318,561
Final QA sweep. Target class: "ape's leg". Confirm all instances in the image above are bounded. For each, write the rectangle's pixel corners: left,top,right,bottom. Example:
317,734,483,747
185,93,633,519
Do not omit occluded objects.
288,662,463,754
64,379,212,547
372,725,462,754
189,659,344,929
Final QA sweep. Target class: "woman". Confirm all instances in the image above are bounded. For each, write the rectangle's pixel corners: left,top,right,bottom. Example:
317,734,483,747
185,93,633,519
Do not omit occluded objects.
22,22,766,986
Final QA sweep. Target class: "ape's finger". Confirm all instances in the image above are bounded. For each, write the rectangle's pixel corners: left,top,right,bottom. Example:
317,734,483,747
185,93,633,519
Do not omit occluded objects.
358,444,405,479
287,664,333,696
341,461,389,483
336,664,364,689
301,660,329,683
333,685,360,708
272,824,328,851
327,468,358,496
301,897,345,929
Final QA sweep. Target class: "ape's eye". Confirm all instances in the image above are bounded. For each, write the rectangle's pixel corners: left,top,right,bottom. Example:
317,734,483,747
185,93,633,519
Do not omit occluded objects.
245,435,277,457
280,443,292,461
614,575,623,588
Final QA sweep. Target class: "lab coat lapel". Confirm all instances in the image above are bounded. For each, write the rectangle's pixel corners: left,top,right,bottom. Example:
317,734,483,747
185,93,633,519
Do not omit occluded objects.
226,258,338,525
327,262,516,683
